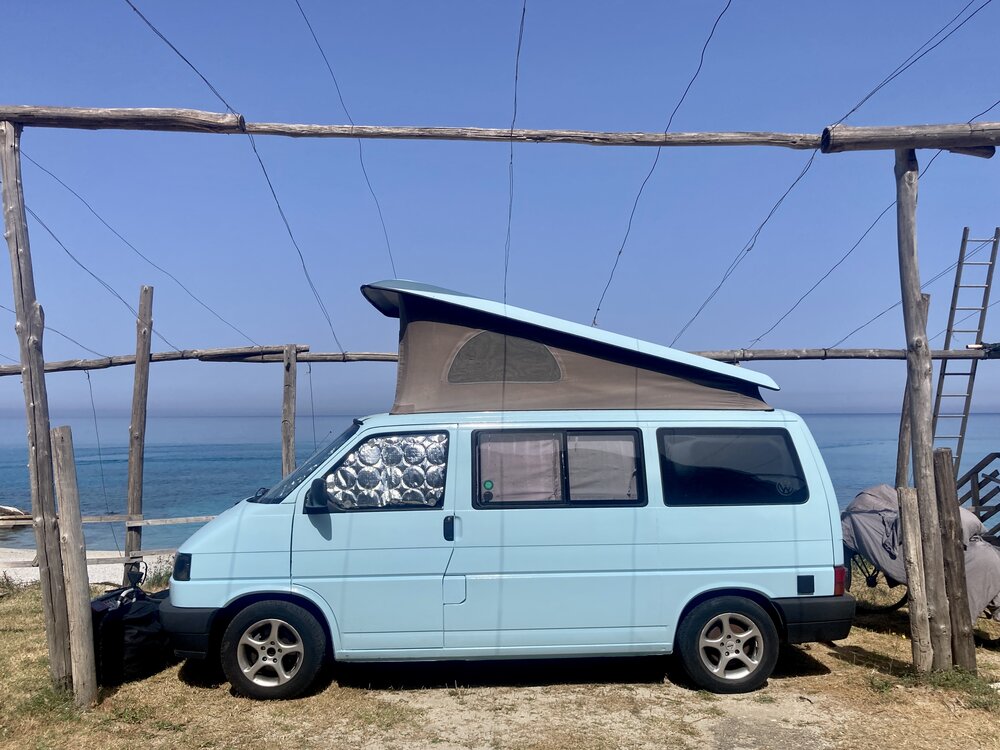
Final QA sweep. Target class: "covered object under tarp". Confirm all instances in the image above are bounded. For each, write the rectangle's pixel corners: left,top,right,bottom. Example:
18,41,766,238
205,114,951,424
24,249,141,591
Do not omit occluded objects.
842,484,1000,621
361,280,779,414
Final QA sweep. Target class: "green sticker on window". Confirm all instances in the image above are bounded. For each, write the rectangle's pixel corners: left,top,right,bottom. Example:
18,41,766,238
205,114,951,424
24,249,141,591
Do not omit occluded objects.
483,480,494,491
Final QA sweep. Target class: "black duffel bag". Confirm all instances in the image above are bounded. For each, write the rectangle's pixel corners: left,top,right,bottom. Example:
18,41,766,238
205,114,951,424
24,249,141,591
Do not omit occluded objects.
91,586,172,686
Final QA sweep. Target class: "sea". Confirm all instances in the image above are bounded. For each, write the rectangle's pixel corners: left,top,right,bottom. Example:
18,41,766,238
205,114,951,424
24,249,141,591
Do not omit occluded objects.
0,413,997,552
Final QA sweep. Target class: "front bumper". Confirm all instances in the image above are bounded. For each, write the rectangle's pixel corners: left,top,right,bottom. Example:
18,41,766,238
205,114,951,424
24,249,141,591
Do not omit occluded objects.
159,598,219,659
773,595,855,643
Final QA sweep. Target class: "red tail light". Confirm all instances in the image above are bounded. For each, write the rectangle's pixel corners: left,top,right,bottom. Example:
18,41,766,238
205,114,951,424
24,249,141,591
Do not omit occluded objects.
834,565,847,596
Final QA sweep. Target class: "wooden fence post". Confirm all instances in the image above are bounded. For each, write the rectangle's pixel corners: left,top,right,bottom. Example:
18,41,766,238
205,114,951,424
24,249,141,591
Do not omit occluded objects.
51,426,98,708
0,120,72,687
125,286,153,582
281,344,297,477
934,448,978,672
894,148,952,670
898,486,933,672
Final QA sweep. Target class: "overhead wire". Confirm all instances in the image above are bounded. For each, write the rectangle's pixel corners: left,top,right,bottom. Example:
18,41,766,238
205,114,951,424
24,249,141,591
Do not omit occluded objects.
669,0,995,345
22,152,262,347
123,0,346,352
25,206,182,351
84,370,122,555
504,0,527,304
591,0,733,326
754,92,1000,347
830,239,993,348
292,0,397,278
0,301,107,358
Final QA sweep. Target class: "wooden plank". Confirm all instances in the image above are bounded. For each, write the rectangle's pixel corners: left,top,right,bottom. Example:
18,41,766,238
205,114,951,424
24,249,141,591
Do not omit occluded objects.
51,426,98,708
898,486,933,673
3,550,176,568
823,122,1000,153
282,344,297,477
0,105,820,149
0,513,218,527
895,148,951,670
0,120,71,688
124,286,152,579
934,448,977,672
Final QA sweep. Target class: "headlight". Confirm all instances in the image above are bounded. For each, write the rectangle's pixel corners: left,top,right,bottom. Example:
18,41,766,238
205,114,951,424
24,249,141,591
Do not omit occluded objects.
173,552,192,581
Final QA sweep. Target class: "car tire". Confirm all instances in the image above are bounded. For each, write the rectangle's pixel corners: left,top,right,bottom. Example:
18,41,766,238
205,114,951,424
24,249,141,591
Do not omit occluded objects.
676,596,779,694
220,600,326,700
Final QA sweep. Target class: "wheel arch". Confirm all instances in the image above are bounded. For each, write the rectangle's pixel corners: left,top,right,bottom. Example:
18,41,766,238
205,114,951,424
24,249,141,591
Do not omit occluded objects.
675,587,786,642
211,588,342,661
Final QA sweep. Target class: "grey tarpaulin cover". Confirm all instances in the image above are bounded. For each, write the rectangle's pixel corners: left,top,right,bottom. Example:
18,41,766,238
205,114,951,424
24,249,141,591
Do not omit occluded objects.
842,483,1000,620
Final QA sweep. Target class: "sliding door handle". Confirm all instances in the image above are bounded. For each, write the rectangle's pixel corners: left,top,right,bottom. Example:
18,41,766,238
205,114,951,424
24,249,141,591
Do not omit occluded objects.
443,515,455,542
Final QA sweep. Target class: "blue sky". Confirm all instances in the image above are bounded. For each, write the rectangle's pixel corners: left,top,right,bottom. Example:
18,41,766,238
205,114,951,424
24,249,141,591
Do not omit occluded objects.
1,0,999,420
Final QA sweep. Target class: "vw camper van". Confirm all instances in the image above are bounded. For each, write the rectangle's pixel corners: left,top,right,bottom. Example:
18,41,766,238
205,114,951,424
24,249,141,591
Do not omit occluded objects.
160,280,854,698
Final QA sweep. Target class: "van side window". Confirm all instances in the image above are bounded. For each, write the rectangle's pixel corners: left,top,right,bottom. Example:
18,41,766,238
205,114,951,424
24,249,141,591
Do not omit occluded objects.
323,433,448,511
475,430,644,507
658,428,808,506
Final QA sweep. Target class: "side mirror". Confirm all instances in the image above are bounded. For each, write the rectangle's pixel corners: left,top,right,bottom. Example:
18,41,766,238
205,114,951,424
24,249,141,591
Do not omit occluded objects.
304,477,330,514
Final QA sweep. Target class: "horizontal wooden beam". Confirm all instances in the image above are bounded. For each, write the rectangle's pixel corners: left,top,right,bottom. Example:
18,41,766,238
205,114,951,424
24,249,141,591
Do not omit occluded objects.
0,105,819,148
822,122,1000,154
1,345,992,377
0,344,308,376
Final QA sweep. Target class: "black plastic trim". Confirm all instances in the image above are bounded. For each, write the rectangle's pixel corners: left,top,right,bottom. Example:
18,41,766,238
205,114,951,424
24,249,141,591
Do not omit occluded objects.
159,599,218,659
773,594,855,643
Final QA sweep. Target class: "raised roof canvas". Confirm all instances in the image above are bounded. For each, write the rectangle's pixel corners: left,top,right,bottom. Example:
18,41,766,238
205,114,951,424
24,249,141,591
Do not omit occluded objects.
361,281,778,414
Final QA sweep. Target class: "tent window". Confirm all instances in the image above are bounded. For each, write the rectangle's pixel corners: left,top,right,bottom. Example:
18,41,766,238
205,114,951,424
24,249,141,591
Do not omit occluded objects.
448,331,561,383
475,429,645,507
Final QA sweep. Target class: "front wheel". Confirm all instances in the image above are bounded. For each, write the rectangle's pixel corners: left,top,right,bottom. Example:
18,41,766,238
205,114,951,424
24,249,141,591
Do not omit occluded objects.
676,596,779,693
221,600,326,700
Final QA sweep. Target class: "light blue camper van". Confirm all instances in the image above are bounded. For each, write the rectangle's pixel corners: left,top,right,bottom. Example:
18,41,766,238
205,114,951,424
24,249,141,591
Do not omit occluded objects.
160,280,854,698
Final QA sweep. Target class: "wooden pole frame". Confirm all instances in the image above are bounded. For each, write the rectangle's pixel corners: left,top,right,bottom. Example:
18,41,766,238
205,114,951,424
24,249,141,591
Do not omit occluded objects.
281,345,297,478
0,120,72,687
895,148,952,669
124,286,153,579
51,426,98,708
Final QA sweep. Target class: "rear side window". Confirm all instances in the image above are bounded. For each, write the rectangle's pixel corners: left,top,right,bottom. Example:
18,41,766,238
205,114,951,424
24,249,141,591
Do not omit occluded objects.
475,429,644,507
658,428,808,506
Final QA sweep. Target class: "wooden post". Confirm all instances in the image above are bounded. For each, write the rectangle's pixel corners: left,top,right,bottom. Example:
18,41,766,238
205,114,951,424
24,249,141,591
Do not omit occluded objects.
898,486,933,672
894,148,952,670
896,295,930,488
934,448,978,672
124,286,152,582
51,426,98,708
281,344,297,477
0,120,72,687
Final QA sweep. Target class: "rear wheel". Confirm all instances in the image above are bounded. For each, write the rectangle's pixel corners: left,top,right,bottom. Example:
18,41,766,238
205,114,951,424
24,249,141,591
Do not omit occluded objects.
676,596,779,693
221,600,326,700
847,552,908,613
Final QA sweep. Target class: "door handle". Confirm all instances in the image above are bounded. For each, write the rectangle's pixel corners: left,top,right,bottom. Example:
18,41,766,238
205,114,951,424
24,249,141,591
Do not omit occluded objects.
443,515,455,542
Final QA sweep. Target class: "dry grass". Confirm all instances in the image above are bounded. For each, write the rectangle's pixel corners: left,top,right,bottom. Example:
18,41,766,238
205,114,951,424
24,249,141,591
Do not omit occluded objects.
2,586,1000,750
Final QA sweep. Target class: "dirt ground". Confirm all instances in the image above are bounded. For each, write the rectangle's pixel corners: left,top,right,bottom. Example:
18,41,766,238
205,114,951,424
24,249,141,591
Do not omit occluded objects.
2,581,1000,750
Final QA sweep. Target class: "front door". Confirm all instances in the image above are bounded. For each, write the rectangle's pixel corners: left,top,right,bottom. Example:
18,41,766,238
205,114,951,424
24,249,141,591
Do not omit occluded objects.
291,428,455,653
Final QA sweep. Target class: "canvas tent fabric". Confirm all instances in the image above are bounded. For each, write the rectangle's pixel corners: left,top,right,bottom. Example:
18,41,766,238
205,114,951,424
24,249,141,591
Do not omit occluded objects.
361,280,779,414
841,484,1000,621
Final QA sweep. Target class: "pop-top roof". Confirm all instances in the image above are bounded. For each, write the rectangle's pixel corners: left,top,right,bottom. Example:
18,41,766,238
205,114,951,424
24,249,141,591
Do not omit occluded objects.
361,279,778,414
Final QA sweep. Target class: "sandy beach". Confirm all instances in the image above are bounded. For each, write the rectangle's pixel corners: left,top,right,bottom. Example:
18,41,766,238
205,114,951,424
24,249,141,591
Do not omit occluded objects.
0,546,174,586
